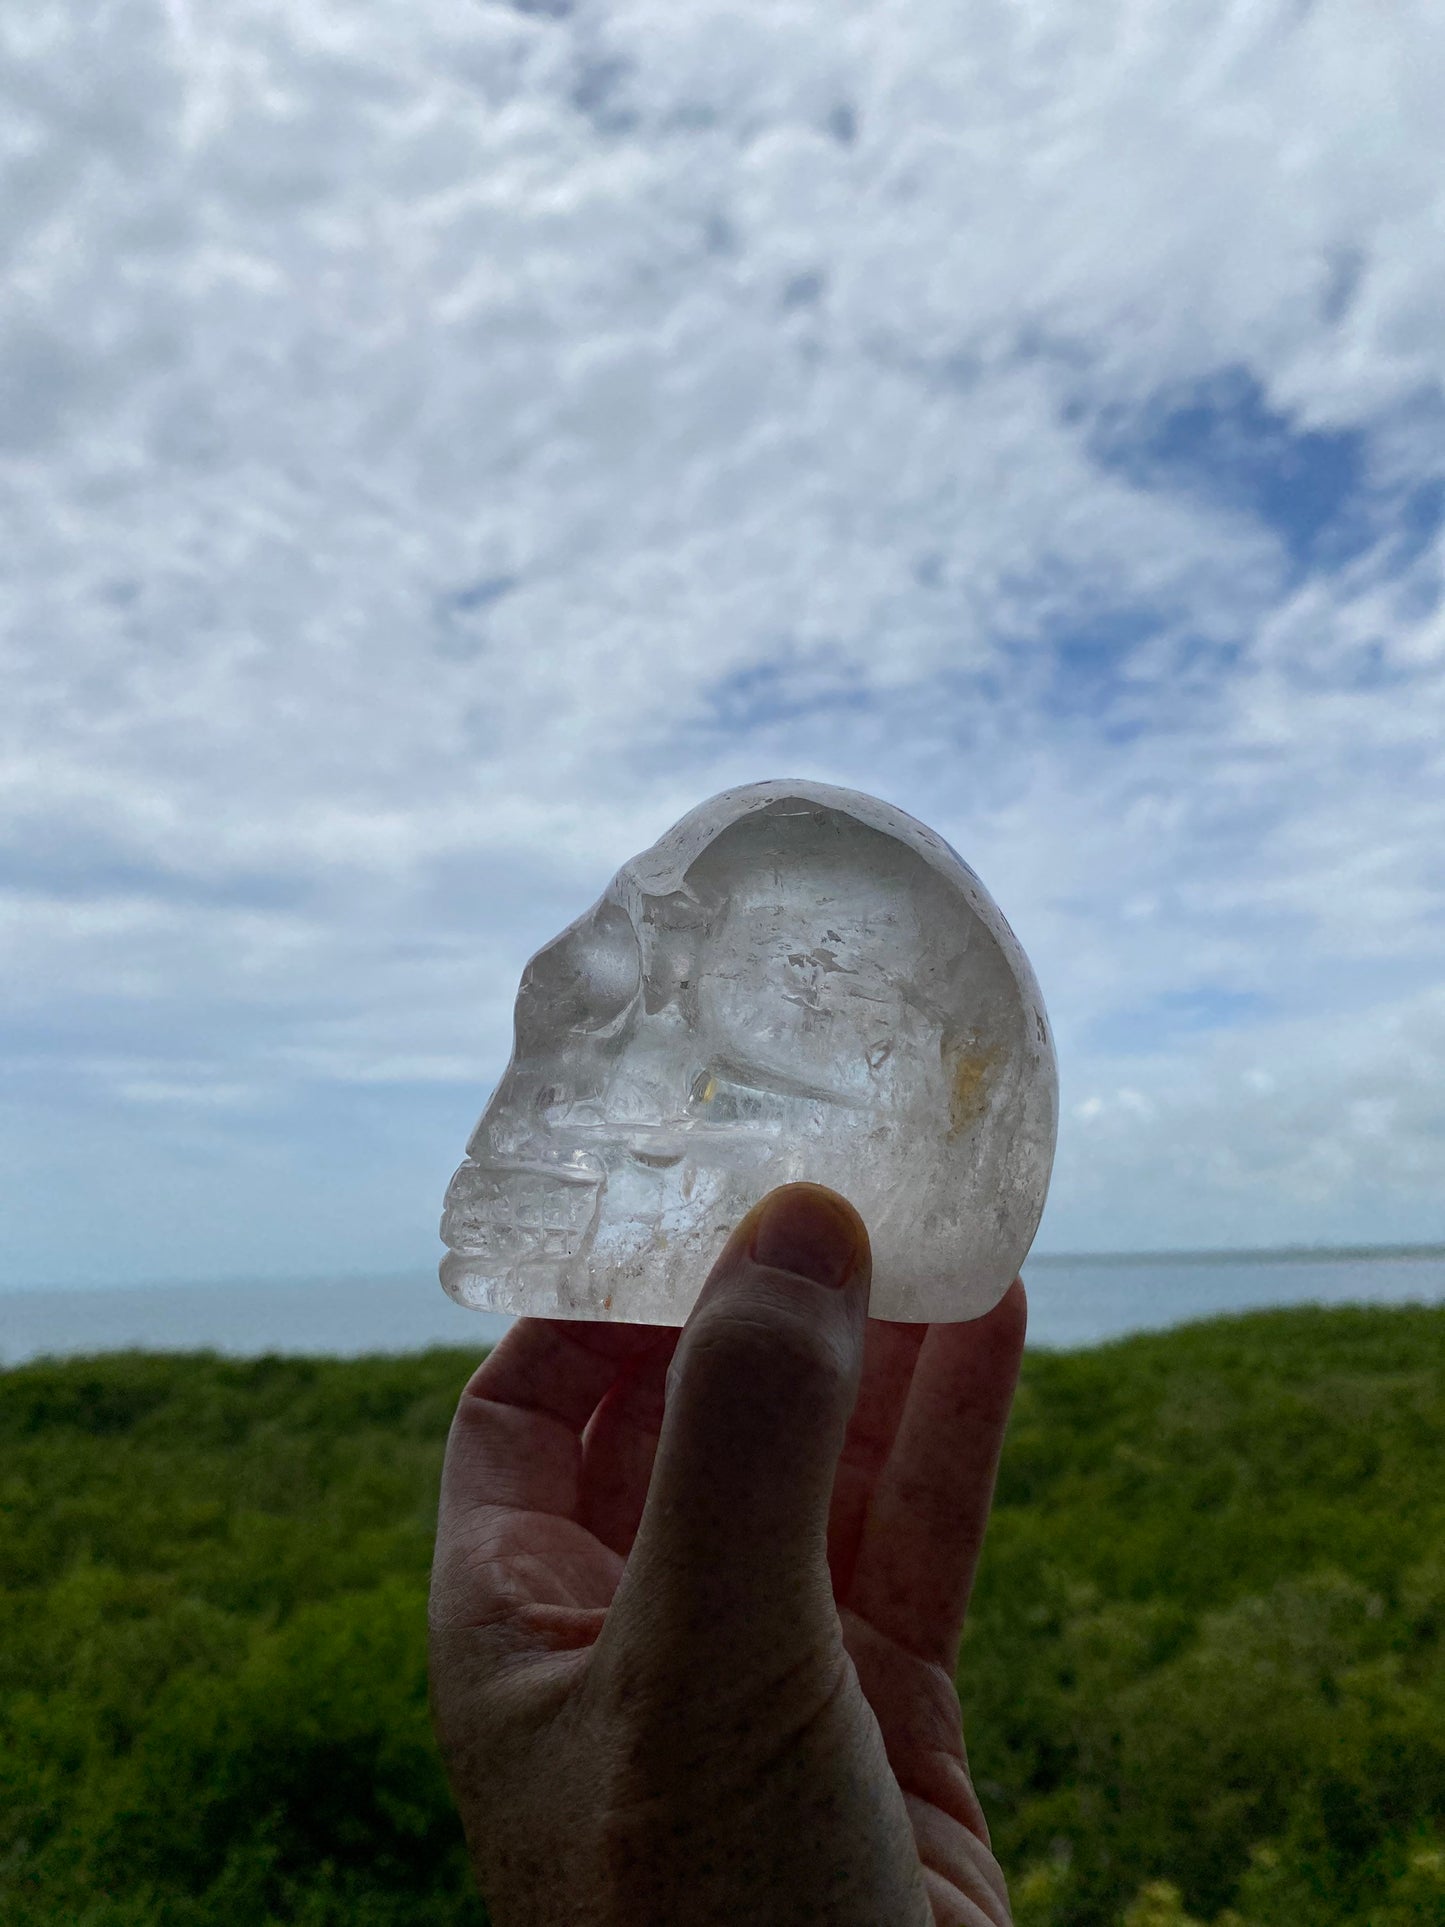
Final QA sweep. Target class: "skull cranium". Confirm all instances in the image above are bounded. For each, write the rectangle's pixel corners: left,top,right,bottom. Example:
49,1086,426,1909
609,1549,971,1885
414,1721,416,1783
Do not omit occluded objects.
441,779,1057,1322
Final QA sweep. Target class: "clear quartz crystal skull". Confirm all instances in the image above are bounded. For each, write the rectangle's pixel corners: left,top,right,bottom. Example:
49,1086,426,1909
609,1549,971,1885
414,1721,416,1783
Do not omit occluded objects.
441,780,1057,1324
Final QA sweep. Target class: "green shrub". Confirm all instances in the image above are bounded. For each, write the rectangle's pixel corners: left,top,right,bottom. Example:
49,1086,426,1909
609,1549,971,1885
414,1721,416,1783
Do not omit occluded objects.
3,1305,1442,1924
966,1305,1445,1924
0,1349,483,1926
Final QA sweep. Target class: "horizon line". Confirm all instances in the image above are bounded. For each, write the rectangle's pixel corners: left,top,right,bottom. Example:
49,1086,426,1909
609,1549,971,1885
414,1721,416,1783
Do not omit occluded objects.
3,1239,1444,1296
1028,1241,1445,1267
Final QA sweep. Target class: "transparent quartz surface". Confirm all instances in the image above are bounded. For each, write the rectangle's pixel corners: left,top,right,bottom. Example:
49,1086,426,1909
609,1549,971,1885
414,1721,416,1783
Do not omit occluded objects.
440,780,1057,1324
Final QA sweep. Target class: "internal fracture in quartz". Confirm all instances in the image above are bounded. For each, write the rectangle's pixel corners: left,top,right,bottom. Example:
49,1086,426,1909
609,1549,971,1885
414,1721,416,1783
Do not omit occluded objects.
440,781,1058,1324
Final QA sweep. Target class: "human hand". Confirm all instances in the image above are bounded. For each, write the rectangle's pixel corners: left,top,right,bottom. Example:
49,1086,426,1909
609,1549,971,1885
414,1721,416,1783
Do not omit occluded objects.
429,1181,1026,1926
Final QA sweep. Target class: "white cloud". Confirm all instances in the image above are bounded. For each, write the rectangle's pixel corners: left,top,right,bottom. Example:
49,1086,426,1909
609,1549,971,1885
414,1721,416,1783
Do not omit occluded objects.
2,0,1443,1280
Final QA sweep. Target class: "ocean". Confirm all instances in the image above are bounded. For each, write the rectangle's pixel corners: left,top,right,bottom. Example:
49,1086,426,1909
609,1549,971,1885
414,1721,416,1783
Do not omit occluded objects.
2,1250,1443,1367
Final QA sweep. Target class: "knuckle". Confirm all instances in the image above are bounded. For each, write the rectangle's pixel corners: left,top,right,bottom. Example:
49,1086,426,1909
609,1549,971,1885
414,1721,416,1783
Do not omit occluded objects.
682,1289,857,1415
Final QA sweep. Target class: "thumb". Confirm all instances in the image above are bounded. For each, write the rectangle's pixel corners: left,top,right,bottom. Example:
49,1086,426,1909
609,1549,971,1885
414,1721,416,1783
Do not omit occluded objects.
607,1183,871,1676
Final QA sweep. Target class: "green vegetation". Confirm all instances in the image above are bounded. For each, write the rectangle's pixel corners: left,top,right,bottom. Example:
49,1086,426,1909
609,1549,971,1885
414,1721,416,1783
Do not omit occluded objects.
1,1351,478,1927
973,1306,1445,1924
3,1304,1442,1925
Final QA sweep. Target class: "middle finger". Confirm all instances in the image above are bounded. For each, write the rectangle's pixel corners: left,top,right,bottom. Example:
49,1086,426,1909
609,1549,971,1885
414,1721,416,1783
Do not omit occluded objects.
826,1317,928,1594
578,1326,682,1556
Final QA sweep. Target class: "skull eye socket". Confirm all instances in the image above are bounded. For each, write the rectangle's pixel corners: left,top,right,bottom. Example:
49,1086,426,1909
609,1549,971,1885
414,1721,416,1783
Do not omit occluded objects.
520,898,642,1035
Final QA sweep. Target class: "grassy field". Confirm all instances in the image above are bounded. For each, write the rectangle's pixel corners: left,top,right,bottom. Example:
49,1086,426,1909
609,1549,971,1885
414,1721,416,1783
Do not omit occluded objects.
2,1304,1443,1926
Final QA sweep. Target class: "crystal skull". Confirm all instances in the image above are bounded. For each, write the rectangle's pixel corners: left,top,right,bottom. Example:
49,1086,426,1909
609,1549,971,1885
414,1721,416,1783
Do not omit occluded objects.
440,780,1057,1323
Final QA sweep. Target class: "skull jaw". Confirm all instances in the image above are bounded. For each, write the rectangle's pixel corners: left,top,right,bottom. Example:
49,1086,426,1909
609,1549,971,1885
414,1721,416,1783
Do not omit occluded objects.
440,1153,604,1306
439,1096,1049,1325
439,1117,792,1319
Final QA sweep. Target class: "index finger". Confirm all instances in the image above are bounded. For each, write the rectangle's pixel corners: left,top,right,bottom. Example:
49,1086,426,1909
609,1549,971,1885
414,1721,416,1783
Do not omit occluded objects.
440,1317,670,1524
845,1279,1027,1669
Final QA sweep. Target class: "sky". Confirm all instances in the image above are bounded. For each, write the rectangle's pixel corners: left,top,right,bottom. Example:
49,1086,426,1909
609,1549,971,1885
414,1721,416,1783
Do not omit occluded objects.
2,0,1444,1288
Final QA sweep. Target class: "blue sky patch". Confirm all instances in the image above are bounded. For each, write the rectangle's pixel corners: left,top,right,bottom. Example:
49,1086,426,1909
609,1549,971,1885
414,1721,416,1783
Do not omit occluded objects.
1088,986,1274,1056
433,575,519,659
702,658,872,735
0,847,311,913
1029,609,1158,737
1393,476,1445,573
1089,366,1371,574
